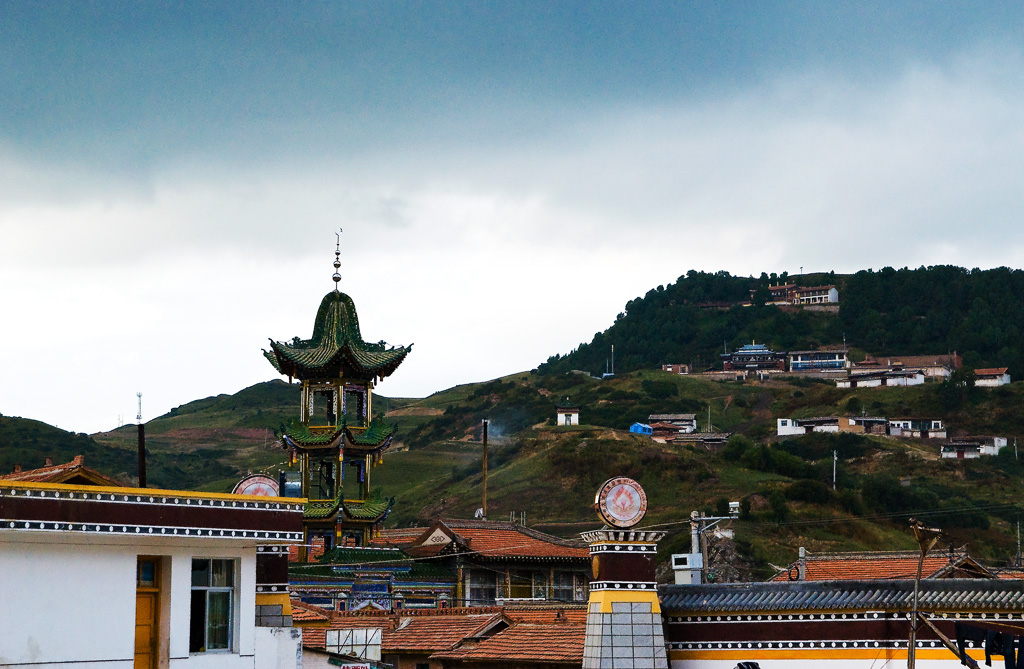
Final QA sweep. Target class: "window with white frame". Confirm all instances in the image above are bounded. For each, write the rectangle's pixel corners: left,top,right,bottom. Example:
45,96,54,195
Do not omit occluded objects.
190,558,235,653
326,628,382,660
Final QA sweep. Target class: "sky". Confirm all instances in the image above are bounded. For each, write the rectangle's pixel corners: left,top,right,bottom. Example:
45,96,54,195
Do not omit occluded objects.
2,2,1024,434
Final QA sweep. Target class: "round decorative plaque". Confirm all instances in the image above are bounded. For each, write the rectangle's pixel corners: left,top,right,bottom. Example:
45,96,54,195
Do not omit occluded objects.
232,474,280,497
594,477,647,528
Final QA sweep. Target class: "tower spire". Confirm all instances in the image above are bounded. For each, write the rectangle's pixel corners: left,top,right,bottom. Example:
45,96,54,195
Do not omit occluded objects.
332,228,343,291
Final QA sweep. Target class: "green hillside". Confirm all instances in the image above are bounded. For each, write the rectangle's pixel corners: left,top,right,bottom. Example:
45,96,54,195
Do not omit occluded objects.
5,264,1024,580
539,266,1024,379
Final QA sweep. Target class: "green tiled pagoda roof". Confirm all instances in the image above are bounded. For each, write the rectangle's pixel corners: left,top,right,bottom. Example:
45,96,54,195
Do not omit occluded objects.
281,418,394,451
346,418,396,448
302,492,394,522
342,496,394,521
264,290,410,382
282,421,345,449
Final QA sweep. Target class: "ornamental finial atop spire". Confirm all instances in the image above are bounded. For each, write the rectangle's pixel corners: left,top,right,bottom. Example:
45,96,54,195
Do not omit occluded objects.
332,228,343,291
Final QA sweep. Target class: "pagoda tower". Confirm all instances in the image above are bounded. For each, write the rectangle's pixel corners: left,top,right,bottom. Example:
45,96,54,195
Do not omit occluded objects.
264,237,411,558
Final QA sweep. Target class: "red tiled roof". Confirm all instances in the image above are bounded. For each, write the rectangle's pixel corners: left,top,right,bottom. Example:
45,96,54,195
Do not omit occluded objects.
371,527,427,547
291,600,332,624
975,368,1009,376
428,520,589,560
770,551,992,582
0,455,121,486
386,612,502,652
431,623,585,663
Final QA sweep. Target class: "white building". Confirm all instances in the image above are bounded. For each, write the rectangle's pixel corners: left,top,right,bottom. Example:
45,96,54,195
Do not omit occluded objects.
888,418,946,439
975,367,1011,387
556,401,580,425
0,479,304,669
836,368,925,388
941,436,1008,459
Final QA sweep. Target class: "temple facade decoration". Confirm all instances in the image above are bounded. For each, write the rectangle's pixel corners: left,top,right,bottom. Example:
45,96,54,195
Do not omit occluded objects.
265,240,411,557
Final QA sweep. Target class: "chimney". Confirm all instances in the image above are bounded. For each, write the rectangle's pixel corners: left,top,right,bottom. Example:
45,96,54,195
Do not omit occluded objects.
44,457,53,466
73,455,84,466
12,464,21,474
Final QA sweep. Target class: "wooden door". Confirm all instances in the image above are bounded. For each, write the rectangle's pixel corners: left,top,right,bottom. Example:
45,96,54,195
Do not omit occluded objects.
135,557,160,669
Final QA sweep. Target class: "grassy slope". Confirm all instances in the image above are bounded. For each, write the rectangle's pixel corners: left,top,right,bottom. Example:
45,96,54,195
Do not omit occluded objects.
7,369,1024,579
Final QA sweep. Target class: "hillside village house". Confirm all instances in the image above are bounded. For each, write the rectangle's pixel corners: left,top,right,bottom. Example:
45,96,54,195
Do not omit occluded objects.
941,436,1008,459
791,284,839,304
777,416,886,436
836,368,925,388
750,283,840,306
661,364,689,375
720,342,786,372
0,472,304,669
648,413,697,433
787,348,849,372
853,353,962,380
975,367,1011,386
555,400,580,426
888,417,946,439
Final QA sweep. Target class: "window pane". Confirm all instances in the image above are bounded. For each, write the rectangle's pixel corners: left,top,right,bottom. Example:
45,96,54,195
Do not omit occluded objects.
138,559,156,587
207,591,231,650
191,559,210,587
211,560,233,587
189,590,206,652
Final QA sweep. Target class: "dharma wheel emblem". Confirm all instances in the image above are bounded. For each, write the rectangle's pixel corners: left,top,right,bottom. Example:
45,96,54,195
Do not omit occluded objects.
595,477,647,528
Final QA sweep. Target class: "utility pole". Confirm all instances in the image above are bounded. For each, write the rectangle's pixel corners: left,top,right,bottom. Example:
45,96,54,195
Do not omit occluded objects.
481,419,489,519
833,450,838,490
908,519,942,669
137,392,146,488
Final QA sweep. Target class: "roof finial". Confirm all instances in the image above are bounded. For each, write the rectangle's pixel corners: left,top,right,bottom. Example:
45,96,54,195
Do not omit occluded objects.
332,228,343,291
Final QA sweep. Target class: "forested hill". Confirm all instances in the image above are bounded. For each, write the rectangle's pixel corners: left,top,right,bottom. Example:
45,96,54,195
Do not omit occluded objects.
537,266,1024,378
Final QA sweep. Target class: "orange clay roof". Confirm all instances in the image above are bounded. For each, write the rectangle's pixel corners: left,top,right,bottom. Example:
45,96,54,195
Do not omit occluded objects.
412,520,589,560
975,368,1009,376
770,551,991,582
431,622,585,663
290,600,332,625
0,455,121,486
372,527,428,547
300,605,587,655
386,612,503,652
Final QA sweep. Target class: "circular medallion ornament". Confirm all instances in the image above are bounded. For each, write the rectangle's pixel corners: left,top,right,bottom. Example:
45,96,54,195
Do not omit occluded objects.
594,477,647,528
232,474,280,497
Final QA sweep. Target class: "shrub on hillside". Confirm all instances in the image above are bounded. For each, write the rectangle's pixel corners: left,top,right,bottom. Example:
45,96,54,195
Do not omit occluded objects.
785,479,832,505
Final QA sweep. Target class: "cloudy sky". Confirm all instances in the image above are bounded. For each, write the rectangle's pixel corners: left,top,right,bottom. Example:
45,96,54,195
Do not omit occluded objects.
2,2,1024,433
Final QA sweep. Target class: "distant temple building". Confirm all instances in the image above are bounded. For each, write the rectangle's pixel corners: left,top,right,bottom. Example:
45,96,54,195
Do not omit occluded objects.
556,398,580,426
265,239,411,557
721,343,786,371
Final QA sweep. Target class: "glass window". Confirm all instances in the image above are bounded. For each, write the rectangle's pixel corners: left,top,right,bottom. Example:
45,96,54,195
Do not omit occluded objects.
552,571,575,601
467,571,496,606
190,558,235,653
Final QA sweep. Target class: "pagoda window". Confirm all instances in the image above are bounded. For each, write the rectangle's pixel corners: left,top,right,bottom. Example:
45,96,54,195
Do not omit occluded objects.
310,456,337,500
311,387,338,426
343,386,367,428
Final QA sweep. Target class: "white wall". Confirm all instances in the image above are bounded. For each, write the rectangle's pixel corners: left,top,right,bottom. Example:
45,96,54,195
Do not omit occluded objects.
0,532,263,669
255,628,301,669
0,541,136,668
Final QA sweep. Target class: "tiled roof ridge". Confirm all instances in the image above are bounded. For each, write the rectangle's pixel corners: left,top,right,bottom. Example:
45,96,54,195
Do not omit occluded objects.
1,454,89,481
975,367,1009,375
806,549,965,561
441,518,587,548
